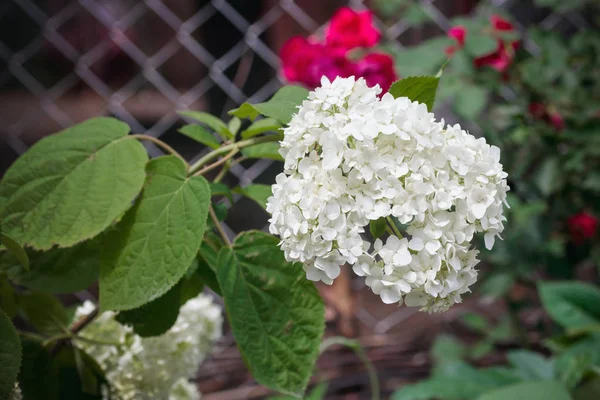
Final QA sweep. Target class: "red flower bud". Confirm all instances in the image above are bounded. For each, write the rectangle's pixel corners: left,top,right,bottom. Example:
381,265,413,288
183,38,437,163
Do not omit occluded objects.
568,212,598,244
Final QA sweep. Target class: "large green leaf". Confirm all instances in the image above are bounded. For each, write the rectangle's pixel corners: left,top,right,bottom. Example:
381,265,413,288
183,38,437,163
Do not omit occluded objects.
0,232,29,271
0,309,21,400
507,350,555,381
0,239,100,294
477,381,571,400
538,282,600,329
0,117,148,250
392,361,520,400
230,86,309,124
116,280,182,337
100,156,211,311
18,291,69,336
18,338,59,400
0,278,17,318
216,231,325,396
234,184,272,209
389,76,440,111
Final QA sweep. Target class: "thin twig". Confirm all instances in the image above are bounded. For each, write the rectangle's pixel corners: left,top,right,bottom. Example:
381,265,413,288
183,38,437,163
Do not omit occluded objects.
50,307,99,356
209,205,232,248
130,134,188,167
187,134,281,175
320,337,380,400
194,148,238,177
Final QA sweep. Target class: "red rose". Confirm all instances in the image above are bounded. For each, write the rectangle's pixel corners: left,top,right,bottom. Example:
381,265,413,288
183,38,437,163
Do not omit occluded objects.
280,36,352,89
490,15,514,31
325,7,381,51
352,53,397,92
473,42,514,72
568,212,598,244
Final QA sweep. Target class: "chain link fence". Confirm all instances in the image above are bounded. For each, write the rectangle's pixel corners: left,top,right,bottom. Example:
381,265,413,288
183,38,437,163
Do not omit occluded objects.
0,0,589,397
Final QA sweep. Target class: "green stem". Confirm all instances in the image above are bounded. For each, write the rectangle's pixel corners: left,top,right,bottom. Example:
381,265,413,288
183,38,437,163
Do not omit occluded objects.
320,337,380,400
193,148,238,177
42,333,73,347
72,335,122,347
213,159,232,183
386,216,403,238
187,134,282,176
209,205,231,248
130,134,188,167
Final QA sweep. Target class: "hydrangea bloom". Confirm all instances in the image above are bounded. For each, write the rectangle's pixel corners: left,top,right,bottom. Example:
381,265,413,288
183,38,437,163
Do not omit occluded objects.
267,76,509,312
74,294,222,400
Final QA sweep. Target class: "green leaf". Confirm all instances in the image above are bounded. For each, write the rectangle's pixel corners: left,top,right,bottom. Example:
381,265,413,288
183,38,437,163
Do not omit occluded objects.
538,281,600,329
116,280,182,337
557,351,593,390
216,231,325,396
230,86,309,124
461,313,488,333
388,37,451,77
0,239,100,294
196,252,222,296
0,278,17,318
0,118,148,251
0,309,21,400
535,157,560,197
573,377,600,400
268,382,329,400
464,34,498,57
179,259,205,304
178,125,220,149
454,83,488,119
241,142,283,161
369,218,387,239
178,111,232,139
393,361,520,400
18,337,59,400
18,291,69,336
210,182,233,203
53,346,107,399
476,381,571,400
100,155,211,311
228,117,242,135
234,184,272,209
431,335,466,364
507,350,555,381
241,118,282,139
0,233,29,271
389,76,440,111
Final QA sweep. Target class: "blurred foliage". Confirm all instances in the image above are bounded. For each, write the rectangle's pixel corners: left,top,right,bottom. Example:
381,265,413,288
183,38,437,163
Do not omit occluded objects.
374,0,600,398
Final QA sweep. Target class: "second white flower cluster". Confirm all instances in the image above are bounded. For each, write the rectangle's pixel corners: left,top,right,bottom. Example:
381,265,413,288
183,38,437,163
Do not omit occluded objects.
267,76,509,312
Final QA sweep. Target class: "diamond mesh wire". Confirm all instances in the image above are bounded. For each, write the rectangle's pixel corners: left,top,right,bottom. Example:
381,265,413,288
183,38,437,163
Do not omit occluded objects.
0,0,587,330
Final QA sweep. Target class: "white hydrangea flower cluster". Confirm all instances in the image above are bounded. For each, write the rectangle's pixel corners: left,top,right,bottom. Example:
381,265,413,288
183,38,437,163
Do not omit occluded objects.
74,294,223,400
267,76,508,312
